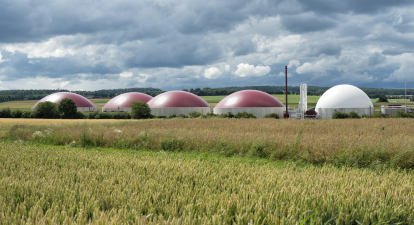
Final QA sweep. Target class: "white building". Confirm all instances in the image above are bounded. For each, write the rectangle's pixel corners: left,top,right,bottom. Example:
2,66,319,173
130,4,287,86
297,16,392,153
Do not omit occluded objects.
316,84,374,119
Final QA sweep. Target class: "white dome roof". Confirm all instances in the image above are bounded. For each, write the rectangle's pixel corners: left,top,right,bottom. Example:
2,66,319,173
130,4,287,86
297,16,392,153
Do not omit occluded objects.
316,84,373,109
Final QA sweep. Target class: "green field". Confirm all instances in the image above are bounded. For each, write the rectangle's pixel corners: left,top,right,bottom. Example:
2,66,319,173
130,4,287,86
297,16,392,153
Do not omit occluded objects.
1,142,413,224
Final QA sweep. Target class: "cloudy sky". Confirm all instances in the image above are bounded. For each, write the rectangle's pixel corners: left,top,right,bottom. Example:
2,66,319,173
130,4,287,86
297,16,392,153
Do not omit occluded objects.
0,0,414,91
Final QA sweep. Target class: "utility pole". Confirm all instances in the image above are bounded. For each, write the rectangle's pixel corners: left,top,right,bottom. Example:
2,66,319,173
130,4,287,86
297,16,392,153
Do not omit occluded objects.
285,66,289,118
405,80,407,113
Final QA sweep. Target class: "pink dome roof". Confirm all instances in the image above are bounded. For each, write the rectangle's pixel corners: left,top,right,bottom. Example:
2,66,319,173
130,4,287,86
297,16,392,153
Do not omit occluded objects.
215,90,284,108
32,92,96,109
147,91,210,108
103,92,152,109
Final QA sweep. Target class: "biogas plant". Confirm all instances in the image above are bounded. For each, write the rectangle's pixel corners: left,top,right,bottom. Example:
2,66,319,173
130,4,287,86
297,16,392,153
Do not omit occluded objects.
31,84,381,119
32,67,401,119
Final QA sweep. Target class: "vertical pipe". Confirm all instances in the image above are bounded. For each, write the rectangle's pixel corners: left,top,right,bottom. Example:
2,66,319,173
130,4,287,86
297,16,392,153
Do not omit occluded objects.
285,66,288,118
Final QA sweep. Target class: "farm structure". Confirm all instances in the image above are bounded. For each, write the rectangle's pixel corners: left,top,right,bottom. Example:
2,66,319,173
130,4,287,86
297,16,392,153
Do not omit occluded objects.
214,90,285,118
32,92,97,112
315,84,374,119
147,91,211,116
102,92,152,113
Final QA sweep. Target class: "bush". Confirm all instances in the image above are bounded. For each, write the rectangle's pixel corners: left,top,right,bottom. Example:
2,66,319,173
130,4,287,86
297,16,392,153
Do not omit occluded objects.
362,113,386,118
111,112,131,119
156,115,167,119
130,101,152,119
168,114,177,119
86,111,99,119
11,109,23,118
332,111,348,119
348,111,361,119
219,112,235,118
21,111,33,118
178,114,188,118
74,111,86,119
391,110,414,118
0,107,12,118
188,112,201,118
235,112,256,118
264,113,279,119
34,101,60,118
58,98,78,119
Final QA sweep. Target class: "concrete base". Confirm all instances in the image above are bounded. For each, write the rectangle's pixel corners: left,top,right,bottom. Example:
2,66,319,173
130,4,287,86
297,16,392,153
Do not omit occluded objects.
77,107,98,113
151,107,211,117
316,108,374,119
214,107,285,118
102,108,131,113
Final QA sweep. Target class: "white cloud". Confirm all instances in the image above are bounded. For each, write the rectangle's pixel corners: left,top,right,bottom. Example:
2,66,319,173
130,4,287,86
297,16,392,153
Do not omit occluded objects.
204,67,222,79
60,81,70,88
0,52,4,63
288,60,300,68
120,71,133,78
384,53,414,82
234,63,271,77
27,81,37,85
137,73,151,83
4,38,75,58
225,65,230,72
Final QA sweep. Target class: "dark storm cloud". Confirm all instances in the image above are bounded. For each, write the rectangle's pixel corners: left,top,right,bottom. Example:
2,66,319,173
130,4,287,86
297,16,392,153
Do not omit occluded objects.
125,35,223,68
297,0,414,15
1,0,414,90
280,14,336,33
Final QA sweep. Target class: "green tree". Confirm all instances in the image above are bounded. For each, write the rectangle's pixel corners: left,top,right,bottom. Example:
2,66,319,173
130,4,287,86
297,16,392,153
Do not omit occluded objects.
332,111,349,119
130,101,152,119
58,98,78,119
376,95,388,102
34,101,60,118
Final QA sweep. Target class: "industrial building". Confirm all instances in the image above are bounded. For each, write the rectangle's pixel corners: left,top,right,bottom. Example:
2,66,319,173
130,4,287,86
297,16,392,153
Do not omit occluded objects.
214,90,285,118
315,84,374,119
147,91,211,116
32,92,97,112
102,92,152,112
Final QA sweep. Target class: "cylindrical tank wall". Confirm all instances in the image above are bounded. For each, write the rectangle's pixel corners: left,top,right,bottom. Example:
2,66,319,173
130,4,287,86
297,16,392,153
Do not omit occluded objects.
151,107,211,117
214,107,284,118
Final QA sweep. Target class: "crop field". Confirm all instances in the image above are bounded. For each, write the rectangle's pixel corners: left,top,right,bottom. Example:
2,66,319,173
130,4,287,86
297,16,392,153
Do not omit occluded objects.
2,117,414,169
1,142,413,224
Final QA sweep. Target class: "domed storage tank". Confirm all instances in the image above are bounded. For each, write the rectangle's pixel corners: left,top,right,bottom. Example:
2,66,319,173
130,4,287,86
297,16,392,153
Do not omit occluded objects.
147,91,211,116
102,92,152,113
316,84,374,119
214,90,285,118
32,92,97,112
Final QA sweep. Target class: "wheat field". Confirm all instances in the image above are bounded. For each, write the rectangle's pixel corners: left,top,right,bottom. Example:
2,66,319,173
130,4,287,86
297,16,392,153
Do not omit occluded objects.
1,142,413,224
2,117,414,169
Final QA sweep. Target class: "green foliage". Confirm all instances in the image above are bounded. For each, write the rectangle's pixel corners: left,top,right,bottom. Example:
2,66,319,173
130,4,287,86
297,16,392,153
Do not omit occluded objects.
168,114,177,119
376,94,388,102
188,111,202,118
178,114,188,118
130,101,152,119
264,113,279,119
34,101,60,118
0,107,12,118
111,112,131,119
348,111,361,119
391,110,414,118
160,139,184,151
219,112,235,118
332,111,349,119
21,111,33,118
156,115,167,119
234,112,256,118
11,109,23,118
362,113,386,118
74,111,86,119
58,98,78,119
